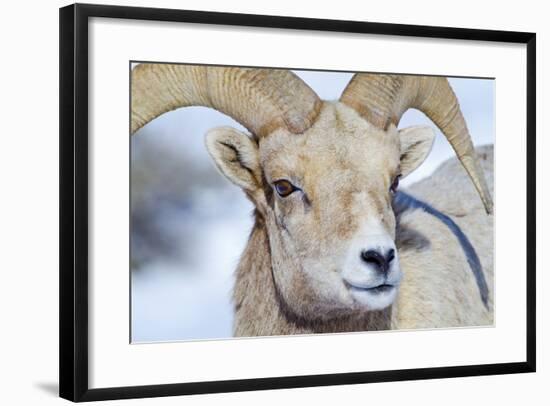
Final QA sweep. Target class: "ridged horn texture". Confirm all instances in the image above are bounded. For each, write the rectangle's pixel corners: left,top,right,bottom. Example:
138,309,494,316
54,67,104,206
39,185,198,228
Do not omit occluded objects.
340,74,493,214
131,64,322,138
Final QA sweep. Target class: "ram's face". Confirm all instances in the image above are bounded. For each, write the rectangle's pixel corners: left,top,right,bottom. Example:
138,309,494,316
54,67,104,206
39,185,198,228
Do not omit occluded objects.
206,102,435,321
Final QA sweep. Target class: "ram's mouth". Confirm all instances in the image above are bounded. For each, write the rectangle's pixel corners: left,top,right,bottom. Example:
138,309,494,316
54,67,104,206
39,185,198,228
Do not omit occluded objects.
364,284,394,293
347,283,395,294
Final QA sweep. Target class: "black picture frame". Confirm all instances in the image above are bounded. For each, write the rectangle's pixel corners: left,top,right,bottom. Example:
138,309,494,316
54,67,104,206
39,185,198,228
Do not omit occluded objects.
59,3,536,402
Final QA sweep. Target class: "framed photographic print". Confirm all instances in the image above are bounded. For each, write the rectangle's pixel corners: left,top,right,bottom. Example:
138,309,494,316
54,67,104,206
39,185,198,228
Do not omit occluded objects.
59,3,536,402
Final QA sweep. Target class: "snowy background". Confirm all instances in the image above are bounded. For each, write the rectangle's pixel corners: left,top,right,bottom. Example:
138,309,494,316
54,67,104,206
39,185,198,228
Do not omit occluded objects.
130,69,494,343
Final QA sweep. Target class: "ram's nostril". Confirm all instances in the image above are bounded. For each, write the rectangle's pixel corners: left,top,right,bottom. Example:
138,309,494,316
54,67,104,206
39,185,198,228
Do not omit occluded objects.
387,248,395,263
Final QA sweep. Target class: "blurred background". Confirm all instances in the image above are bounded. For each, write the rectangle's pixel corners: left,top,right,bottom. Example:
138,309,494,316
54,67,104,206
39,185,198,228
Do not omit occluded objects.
130,68,494,343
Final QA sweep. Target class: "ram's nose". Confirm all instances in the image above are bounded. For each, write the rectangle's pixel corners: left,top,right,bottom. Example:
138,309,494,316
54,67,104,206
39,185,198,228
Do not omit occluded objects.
360,248,395,274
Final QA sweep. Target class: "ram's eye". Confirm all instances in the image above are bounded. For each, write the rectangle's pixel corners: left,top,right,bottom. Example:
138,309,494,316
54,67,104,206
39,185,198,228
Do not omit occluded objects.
390,175,401,194
274,180,296,197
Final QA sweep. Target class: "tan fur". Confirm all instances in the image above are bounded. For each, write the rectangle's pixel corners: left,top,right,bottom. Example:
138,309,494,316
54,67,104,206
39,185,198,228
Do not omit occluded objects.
205,102,493,336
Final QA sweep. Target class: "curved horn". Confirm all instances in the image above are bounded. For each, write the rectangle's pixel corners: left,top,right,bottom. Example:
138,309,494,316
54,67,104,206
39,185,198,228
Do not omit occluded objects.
340,74,493,214
131,64,322,138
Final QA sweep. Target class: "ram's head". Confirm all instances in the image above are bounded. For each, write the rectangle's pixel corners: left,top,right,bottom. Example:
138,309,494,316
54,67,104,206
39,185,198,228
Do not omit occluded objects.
131,65,492,320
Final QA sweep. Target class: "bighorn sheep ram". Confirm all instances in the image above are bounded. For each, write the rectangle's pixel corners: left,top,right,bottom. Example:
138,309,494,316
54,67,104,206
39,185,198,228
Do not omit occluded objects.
131,65,494,336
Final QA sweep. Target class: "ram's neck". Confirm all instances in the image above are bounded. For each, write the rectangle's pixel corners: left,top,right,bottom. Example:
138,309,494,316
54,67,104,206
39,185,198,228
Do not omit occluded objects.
232,218,392,337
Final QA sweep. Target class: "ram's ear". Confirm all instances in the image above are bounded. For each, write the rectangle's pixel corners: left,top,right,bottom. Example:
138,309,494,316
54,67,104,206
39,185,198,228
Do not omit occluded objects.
205,126,261,193
398,125,436,178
